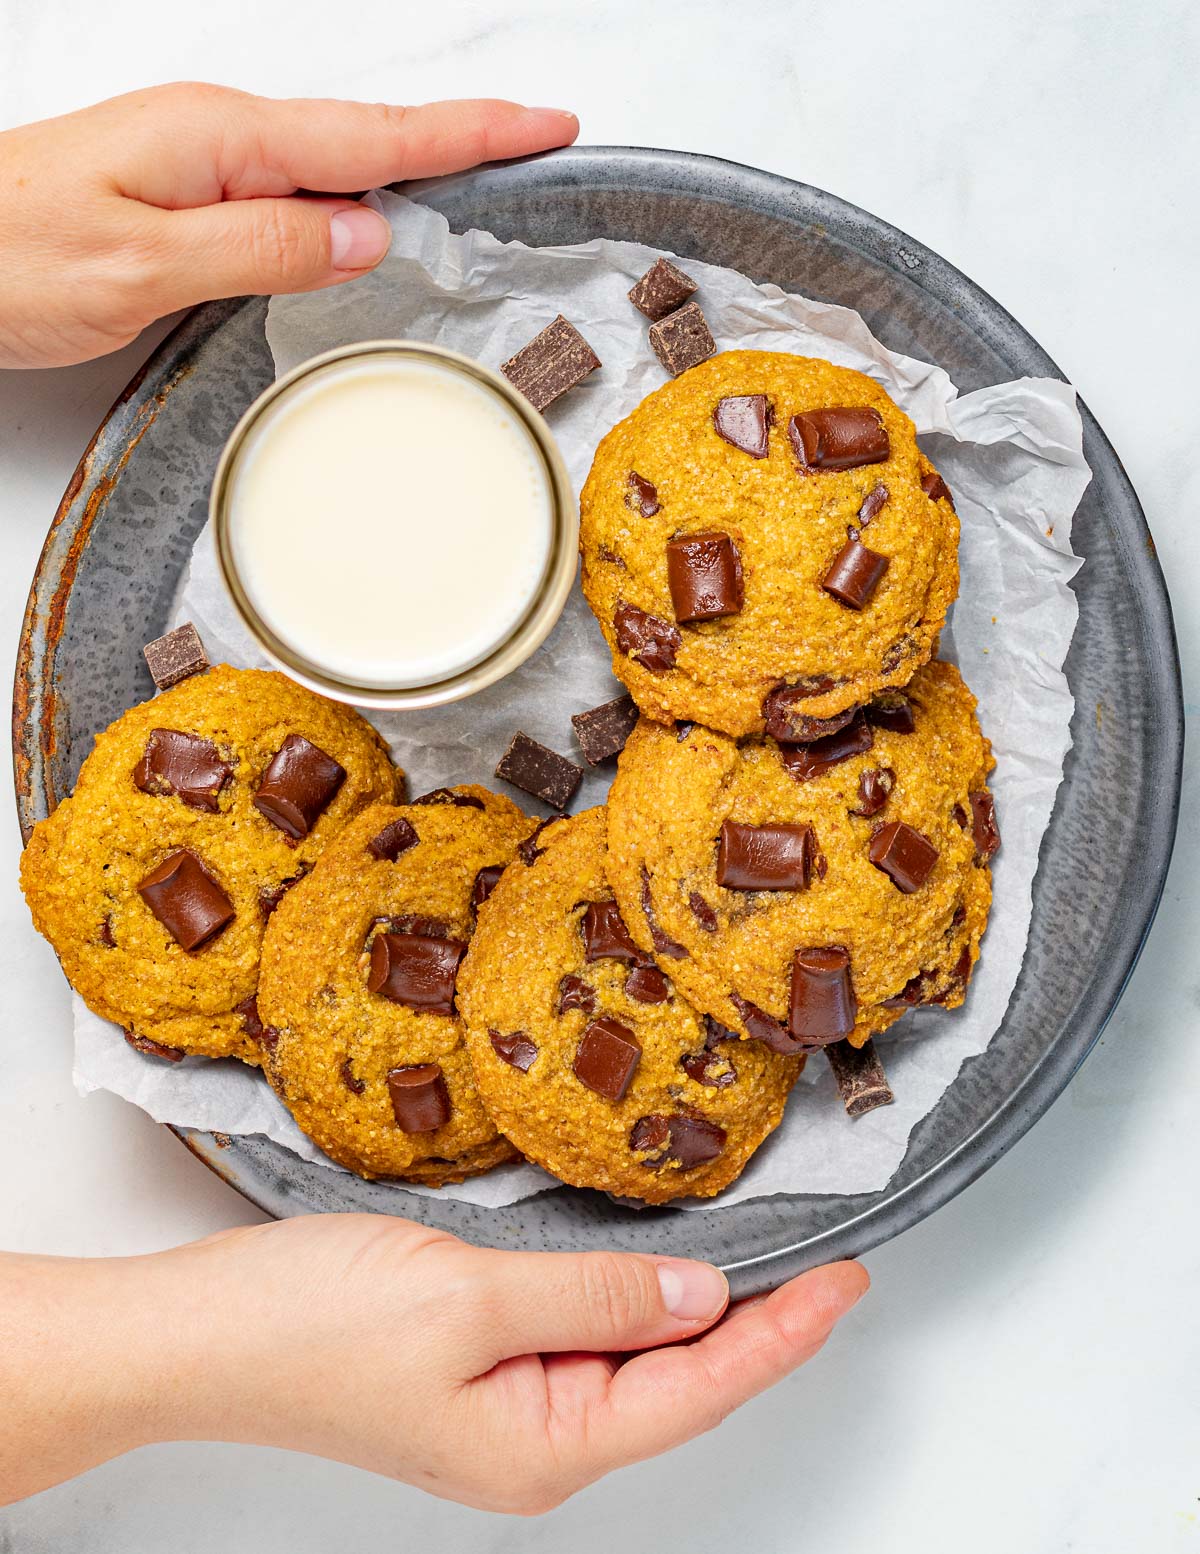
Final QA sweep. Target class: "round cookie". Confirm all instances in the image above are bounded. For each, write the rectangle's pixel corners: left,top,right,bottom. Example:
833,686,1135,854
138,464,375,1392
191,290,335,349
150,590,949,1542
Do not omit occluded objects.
580,350,959,738
19,665,399,1063
604,661,998,1052
256,788,533,1183
457,807,803,1203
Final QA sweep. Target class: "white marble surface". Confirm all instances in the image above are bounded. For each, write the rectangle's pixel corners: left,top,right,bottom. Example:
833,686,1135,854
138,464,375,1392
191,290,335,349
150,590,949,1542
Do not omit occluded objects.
1,2,1197,1548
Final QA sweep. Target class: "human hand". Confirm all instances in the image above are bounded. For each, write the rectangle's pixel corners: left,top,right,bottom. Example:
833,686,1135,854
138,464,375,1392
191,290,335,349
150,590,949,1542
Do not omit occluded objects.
0,1215,867,1511
0,84,578,368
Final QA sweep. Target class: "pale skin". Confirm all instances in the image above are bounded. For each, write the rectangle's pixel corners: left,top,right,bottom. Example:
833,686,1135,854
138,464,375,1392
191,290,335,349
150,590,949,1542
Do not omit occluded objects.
0,85,870,1512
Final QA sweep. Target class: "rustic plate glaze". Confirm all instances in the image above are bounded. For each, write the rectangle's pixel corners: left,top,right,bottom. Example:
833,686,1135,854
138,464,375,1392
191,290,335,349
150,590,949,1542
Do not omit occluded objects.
12,148,1181,1295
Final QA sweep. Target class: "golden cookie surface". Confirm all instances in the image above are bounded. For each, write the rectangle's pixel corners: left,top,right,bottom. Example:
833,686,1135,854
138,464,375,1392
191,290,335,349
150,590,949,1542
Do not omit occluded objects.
19,665,400,1061
580,350,959,736
605,662,996,1050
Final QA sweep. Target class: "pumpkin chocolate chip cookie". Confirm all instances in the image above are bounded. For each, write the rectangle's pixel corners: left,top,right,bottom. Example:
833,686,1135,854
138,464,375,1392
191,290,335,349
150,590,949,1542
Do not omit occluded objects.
456,807,803,1203
256,788,533,1183
579,350,959,738
19,664,400,1063
604,661,998,1052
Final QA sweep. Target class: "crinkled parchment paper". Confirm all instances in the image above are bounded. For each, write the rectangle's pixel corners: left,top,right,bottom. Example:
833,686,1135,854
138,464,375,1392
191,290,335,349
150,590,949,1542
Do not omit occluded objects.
73,192,1090,1209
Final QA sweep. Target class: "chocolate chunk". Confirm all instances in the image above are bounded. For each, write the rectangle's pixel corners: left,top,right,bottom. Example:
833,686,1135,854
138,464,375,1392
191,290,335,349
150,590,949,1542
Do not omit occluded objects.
500,314,600,412
779,711,874,782
626,965,670,1003
142,622,209,690
387,1064,451,1132
614,603,681,673
921,470,956,509
676,721,695,741
387,913,450,939
124,1030,185,1063
368,932,466,1014
571,695,639,765
138,850,235,951
639,867,689,959
822,537,889,610
490,1030,538,1072
762,688,857,745
236,994,264,1041
258,866,309,920
494,732,582,812
790,946,857,1045
883,969,934,1009
99,917,116,947
970,791,1001,861
705,1014,739,1047
471,865,505,910
133,729,232,812
582,901,650,966
630,1112,726,1169
869,821,939,893
518,818,555,865
681,1049,737,1088
648,300,716,377
628,257,698,321
788,407,890,472
666,532,744,623
826,1039,894,1117
340,1059,366,1095
688,891,718,931
626,471,661,516
367,817,419,861
881,634,916,673
573,1016,641,1101
953,803,969,829
857,482,890,524
713,395,771,457
865,693,916,735
557,974,596,1016
717,820,813,891
254,735,346,841
730,991,803,1054
852,766,895,819
412,788,485,811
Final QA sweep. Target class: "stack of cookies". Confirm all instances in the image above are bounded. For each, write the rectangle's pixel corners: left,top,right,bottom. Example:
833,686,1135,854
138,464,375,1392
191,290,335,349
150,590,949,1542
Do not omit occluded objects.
20,347,1000,1206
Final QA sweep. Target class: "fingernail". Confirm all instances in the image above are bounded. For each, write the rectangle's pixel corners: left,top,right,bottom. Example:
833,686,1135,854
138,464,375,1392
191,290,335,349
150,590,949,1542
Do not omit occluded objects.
329,207,392,271
656,1259,728,1322
528,107,578,120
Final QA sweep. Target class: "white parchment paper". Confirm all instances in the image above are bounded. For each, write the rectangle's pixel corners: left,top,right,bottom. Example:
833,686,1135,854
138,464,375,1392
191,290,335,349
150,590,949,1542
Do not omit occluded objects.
73,192,1091,1209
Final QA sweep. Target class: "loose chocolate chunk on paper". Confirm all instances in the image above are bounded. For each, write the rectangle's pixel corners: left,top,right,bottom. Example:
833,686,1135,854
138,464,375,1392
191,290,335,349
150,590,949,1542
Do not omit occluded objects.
557,974,596,1016
582,901,651,966
970,791,1001,861
648,300,716,377
688,891,718,931
868,820,939,893
500,314,600,412
387,1064,451,1133
779,711,874,782
518,817,555,866
762,687,857,744
412,787,485,811
666,532,744,622
495,732,582,811
631,1112,727,1169
626,471,661,516
614,603,681,673
851,766,895,819
572,695,639,765
340,1060,366,1095
367,817,419,862
628,256,698,321
626,964,670,1003
921,469,956,509
124,1030,185,1063
790,946,857,1045
143,622,209,690
857,483,890,524
490,1030,538,1072
714,395,771,457
138,850,235,952
368,932,466,1014
254,734,346,841
717,820,813,891
258,866,309,920
826,1039,894,1117
822,536,890,610
471,864,505,910
573,1016,642,1101
788,407,890,472
865,693,916,735
681,1049,737,1088
639,867,690,959
134,729,232,812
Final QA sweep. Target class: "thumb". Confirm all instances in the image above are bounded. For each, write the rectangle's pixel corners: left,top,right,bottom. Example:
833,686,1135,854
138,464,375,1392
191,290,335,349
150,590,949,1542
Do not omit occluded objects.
142,197,392,309
468,1247,730,1364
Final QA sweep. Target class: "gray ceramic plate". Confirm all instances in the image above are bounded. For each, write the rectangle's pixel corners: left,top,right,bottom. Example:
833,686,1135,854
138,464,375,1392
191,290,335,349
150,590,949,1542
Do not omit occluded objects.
13,148,1181,1296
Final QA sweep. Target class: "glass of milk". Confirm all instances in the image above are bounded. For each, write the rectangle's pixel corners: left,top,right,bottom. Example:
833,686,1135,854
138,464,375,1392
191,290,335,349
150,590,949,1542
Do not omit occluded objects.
211,341,576,708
